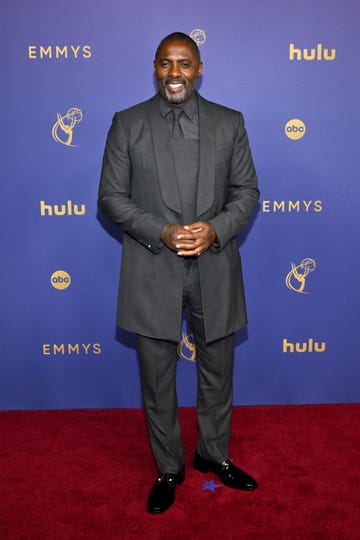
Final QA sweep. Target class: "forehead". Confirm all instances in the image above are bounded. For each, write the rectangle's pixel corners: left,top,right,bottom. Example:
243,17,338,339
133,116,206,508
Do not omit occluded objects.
156,40,199,61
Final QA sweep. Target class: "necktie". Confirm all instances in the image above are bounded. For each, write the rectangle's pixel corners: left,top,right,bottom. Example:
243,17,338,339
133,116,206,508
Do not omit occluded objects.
171,108,184,139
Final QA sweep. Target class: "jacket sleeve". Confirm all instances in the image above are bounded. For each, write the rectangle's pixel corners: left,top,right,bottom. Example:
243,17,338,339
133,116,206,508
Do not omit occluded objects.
98,113,166,254
208,112,259,251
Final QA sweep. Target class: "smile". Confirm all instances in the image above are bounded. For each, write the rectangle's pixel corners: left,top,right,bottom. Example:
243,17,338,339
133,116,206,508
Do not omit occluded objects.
166,83,184,92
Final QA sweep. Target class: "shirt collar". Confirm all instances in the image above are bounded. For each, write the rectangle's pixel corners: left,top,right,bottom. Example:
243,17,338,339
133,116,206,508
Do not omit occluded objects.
159,92,198,121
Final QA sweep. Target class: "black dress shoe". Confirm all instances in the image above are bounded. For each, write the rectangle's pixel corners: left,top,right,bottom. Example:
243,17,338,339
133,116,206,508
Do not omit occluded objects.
194,450,257,491
147,467,185,514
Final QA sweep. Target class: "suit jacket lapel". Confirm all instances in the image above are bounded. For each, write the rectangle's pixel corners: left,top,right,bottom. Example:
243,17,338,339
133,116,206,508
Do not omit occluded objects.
148,95,182,214
196,95,215,217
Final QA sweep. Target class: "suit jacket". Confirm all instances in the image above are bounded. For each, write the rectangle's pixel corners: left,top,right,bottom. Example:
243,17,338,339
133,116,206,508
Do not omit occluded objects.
98,93,259,343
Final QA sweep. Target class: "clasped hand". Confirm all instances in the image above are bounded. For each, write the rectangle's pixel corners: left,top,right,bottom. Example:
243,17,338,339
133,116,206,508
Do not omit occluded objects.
160,221,216,257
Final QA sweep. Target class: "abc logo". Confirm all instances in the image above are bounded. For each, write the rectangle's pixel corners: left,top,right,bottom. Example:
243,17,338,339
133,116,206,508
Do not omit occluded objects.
285,119,306,140
51,270,71,290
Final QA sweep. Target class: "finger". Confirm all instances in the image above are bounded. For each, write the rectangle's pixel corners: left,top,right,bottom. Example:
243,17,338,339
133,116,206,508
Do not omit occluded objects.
175,240,197,249
177,244,198,254
178,250,199,256
176,233,196,240
177,242,205,256
187,221,203,227
187,224,203,231
177,236,202,248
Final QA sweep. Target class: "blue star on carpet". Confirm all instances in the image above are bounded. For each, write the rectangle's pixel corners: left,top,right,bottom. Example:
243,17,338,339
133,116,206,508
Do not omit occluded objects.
202,479,221,493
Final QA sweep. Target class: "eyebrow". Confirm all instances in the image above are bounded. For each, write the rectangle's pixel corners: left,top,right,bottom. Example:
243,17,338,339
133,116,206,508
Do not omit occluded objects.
157,56,192,62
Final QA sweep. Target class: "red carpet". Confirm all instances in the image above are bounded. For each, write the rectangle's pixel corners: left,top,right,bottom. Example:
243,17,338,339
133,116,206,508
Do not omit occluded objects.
0,405,359,540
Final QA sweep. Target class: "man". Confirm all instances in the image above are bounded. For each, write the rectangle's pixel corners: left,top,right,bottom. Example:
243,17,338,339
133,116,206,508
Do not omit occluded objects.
98,32,260,514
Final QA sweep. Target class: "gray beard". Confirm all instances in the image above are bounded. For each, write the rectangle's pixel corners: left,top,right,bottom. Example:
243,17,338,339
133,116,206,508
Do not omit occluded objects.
159,80,196,104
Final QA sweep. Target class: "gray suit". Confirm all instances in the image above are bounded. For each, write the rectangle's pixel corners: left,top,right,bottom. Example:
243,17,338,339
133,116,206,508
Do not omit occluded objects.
98,92,259,471
99,93,259,342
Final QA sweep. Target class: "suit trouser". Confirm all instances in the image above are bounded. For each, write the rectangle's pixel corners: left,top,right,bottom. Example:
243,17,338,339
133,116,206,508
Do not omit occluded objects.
137,257,234,473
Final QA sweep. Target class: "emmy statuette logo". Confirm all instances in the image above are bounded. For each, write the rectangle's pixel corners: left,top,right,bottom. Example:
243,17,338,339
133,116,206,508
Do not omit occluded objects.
285,119,306,140
52,108,83,147
51,270,71,290
285,258,316,294
177,332,197,362
190,29,206,46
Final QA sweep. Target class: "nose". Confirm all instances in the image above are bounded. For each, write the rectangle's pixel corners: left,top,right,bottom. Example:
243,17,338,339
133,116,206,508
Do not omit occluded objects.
168,62,181,78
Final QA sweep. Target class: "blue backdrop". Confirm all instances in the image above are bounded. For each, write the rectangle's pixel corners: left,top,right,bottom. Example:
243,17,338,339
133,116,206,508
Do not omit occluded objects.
1,0,359,409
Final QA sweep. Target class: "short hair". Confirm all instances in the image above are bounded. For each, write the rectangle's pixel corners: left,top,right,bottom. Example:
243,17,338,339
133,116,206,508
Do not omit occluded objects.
155,32,201,62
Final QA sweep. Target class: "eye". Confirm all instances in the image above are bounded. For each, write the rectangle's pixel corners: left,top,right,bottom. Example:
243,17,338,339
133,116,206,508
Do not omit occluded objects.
181,62,190,68
159,61,169,67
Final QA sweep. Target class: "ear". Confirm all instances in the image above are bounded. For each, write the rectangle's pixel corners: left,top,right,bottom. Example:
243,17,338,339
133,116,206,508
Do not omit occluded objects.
197,61,203,78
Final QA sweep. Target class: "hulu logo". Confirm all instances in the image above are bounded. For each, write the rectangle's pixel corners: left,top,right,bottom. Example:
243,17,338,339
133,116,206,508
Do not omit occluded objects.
289,43,336,61
282,339,326,353
40,200,86,216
